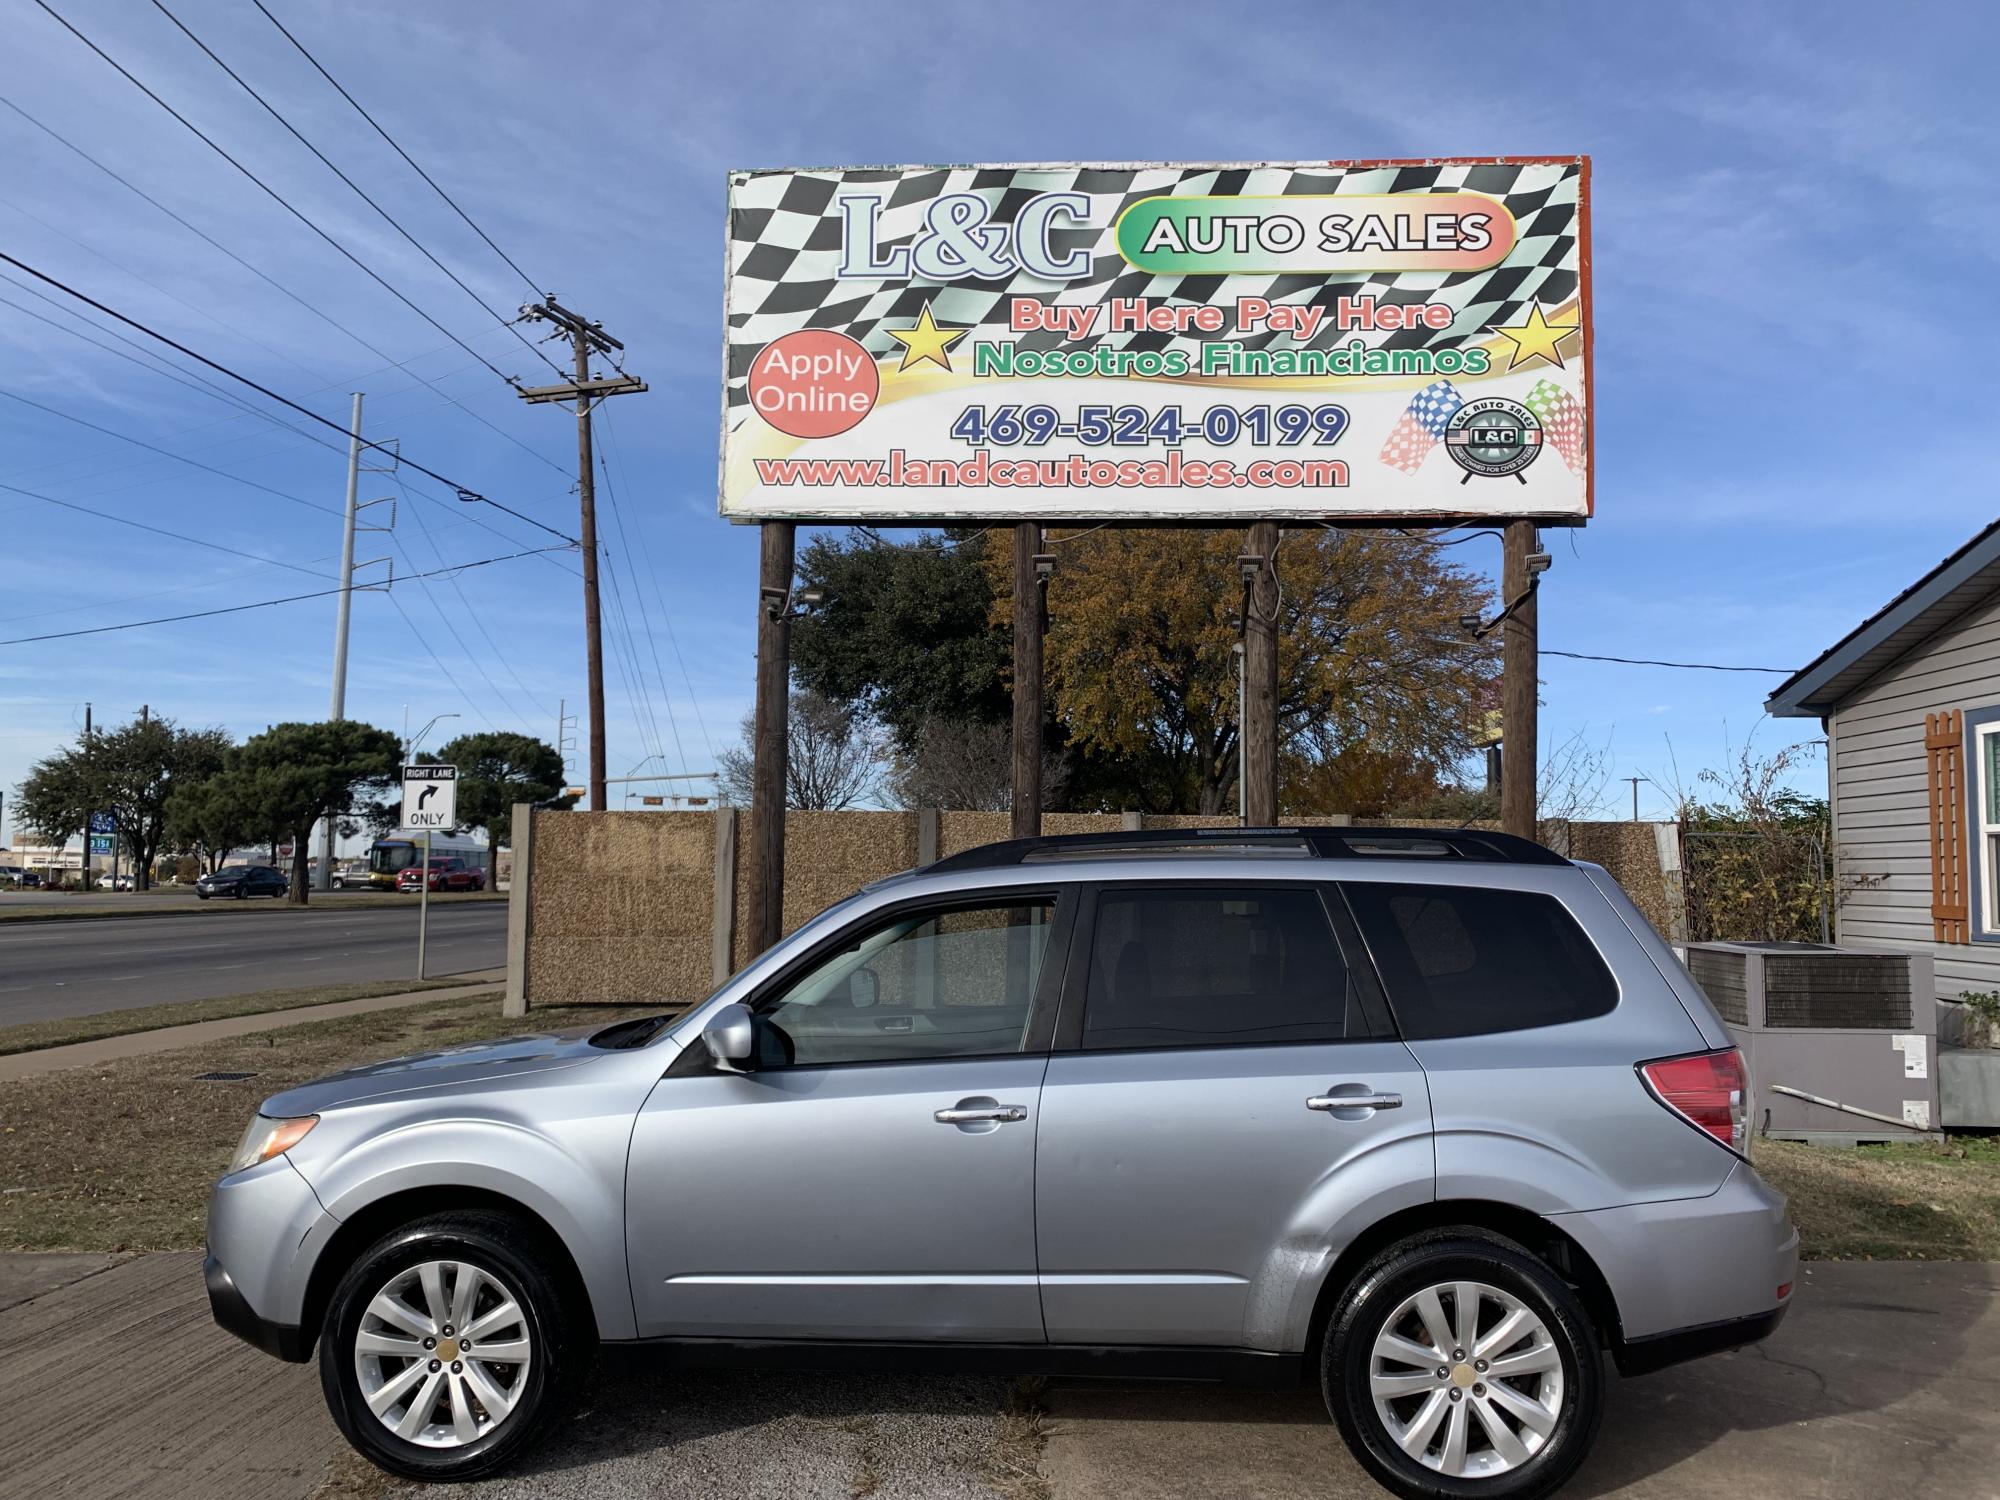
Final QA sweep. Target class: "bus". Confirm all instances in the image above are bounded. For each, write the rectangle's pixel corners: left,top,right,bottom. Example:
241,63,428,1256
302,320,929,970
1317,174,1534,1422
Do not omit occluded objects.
362,834,488,890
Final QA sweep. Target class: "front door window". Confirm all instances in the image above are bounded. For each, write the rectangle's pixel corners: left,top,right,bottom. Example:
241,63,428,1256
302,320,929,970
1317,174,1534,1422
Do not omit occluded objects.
754,899,1055,1067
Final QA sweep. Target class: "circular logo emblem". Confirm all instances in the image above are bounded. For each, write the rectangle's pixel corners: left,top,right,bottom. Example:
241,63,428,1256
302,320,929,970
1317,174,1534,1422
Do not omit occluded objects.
1445,397,1543,479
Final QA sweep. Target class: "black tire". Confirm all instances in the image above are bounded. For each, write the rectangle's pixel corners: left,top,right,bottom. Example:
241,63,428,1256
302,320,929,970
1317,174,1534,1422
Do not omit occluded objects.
1323,1229,1602,1500
319,1209,590,1482
234,884,247,900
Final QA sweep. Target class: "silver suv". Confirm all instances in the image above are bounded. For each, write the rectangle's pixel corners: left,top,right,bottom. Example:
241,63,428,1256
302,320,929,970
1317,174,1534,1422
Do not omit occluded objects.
206,827,1797,1497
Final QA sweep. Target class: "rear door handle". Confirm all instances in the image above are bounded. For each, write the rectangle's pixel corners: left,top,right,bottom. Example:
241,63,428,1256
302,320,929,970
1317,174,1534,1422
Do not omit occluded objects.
934,1105,1028,1124
1307,1091,1402,1113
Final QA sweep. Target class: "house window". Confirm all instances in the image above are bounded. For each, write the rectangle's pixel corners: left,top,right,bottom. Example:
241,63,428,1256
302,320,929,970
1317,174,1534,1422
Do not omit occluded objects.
1975,713,2000,939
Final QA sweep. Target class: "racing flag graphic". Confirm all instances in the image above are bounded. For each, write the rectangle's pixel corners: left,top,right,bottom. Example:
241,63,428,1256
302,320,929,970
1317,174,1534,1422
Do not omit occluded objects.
1524,378,1586,471
1378,379,1464,474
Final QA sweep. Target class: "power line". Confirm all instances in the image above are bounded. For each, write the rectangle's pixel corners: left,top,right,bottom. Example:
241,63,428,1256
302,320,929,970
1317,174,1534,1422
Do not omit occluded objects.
0,387,340,517
147,0,562,380
1543,648,1791,674
594,434,686,770
598,408,713,765
0,89,567,476
0,545,573,646
0,250,577,543
393,473,552,722
249,0,546,297
0,476,336,580
383,589,495,733
28,0,517,389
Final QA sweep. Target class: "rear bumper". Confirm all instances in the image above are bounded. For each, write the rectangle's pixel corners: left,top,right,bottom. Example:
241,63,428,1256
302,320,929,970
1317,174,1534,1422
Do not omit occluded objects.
204,1255,310,1362
1553,1159,1799,1343
1613,1300,1788,1376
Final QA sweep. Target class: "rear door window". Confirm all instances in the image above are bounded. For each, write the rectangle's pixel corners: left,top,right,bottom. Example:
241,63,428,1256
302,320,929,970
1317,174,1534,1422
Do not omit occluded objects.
1341,882,1617,1039
1078,886,1364,1049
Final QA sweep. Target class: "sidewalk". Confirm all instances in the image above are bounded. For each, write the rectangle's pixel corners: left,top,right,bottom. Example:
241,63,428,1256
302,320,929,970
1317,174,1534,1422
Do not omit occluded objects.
0,1250,339,1500
0,970,503,1082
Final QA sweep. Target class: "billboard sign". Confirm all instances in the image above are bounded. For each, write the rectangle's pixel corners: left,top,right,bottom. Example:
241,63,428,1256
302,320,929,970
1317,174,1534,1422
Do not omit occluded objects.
722,158,1589,523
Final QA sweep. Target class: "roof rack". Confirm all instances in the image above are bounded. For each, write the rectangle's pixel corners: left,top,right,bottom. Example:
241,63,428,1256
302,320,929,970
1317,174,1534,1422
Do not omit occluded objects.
925,825,1568,874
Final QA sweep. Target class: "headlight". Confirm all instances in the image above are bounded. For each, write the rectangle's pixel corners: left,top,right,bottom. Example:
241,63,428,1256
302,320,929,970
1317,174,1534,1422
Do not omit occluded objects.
227,1114,318,1175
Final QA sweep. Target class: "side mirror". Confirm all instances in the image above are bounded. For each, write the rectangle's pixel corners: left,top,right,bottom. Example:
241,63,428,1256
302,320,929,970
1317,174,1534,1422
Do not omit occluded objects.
701,1002,757,1073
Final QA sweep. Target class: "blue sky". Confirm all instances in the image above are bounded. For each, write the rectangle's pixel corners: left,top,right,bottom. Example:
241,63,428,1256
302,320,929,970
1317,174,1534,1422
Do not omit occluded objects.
0,0,1990,842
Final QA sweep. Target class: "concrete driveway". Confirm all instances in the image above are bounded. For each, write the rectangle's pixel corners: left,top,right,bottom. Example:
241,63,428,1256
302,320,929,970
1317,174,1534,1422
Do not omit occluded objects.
0,1256,1991,1499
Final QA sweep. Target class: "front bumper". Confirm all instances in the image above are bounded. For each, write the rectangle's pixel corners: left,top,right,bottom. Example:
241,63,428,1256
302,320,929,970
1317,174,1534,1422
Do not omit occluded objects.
204,1255,309,1361
204,1155,333,1362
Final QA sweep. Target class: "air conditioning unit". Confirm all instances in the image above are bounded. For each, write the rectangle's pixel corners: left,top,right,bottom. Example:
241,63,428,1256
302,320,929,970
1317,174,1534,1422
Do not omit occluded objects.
1685,941,1939,1145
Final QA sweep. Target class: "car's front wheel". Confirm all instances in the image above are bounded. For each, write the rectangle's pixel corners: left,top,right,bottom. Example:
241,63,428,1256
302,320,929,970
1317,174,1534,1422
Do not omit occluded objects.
1323,1229,1602,1500
319,1210,586,1481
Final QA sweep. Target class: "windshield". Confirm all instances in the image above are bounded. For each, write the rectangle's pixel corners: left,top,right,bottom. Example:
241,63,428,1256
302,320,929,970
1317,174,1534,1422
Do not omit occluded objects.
369,843,421,874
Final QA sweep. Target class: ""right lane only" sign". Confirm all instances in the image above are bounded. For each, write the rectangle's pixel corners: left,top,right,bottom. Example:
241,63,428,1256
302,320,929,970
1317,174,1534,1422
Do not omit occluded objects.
400,764,458,830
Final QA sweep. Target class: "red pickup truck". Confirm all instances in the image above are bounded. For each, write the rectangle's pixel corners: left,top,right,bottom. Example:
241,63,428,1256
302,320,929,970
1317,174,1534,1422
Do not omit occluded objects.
395,856,485,893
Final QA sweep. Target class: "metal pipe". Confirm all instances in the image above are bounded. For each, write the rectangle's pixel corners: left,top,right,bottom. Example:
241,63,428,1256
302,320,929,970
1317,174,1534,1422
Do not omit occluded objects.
1768,1083,1922,1132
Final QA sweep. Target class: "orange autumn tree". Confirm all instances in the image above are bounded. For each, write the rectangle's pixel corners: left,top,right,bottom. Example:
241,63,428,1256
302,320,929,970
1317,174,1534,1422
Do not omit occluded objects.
988,528,1499,815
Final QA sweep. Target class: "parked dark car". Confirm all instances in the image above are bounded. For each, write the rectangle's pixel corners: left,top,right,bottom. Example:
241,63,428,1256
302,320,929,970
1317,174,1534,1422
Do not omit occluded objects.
196,865,290,900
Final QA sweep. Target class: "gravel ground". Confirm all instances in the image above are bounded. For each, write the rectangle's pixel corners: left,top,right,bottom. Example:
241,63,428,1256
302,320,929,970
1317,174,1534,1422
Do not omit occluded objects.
324,1356,1035,1500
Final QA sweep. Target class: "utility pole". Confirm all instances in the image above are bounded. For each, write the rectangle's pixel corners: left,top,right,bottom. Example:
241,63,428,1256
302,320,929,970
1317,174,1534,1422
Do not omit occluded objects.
79,702,92,892
1241,523,1280,826
320,392,364,892
1624,776,1643,821
1501,522,1544,841
749,522,796,954
517,299,647,814
1011,524,1049,841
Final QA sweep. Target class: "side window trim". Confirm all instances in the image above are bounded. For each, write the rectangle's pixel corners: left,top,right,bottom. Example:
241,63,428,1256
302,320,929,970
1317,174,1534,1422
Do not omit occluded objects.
705,887,1074,1074
1049,879,1388,1055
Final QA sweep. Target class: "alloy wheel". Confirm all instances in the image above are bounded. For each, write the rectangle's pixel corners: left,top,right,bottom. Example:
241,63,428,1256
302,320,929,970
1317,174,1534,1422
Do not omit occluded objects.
353,1259,533,1449
1368,1279,1565,1479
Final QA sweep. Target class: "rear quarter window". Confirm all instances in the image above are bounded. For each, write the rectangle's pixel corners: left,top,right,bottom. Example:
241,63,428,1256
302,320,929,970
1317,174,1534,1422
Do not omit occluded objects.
1343,882,1617,1039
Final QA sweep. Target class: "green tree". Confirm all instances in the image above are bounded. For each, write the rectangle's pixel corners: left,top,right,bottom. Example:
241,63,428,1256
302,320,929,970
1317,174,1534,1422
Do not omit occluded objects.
165,770,265,873
14,716,230,889
225,721,402,903
430,732,574,878
791,529,1010,749
13,738,96,889
97,719,231,889
992,528,1499,814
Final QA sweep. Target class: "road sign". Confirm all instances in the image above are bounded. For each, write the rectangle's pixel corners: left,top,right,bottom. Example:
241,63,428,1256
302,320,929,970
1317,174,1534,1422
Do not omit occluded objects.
88,834,114,855
88,812,115,835
400,764,458,830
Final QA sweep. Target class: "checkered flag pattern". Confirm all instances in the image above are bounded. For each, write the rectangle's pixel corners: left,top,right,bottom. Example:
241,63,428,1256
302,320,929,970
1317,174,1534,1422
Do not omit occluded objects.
1524,378,1586,470
725,160,1584,421
1378,379,1465,474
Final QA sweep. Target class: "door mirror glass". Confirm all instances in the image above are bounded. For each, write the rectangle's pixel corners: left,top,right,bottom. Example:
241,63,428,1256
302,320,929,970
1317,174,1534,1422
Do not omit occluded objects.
701,1002,758,1072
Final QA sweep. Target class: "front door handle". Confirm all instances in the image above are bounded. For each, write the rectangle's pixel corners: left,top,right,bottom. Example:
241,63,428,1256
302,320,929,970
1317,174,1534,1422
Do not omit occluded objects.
1307,1091,1402,1113
934,1104,1029,1124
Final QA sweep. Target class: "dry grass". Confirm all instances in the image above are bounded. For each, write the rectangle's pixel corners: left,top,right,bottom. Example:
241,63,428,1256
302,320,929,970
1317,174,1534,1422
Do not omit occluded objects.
1753,1135,2000,1260
0,977,491,1056
0,994,658,1252
988,1376,1054,1500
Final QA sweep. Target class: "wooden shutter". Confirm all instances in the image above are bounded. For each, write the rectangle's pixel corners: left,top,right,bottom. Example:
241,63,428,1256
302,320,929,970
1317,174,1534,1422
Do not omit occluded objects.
1925,709,1968,943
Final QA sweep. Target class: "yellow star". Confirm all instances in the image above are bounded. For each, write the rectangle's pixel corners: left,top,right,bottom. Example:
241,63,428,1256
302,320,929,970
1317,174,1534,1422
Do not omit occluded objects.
1487,304,1581,371
885,303,967,373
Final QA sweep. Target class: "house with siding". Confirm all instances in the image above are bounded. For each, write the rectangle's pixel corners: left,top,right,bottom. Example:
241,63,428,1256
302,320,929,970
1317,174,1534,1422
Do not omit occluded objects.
1766,517,2000,1039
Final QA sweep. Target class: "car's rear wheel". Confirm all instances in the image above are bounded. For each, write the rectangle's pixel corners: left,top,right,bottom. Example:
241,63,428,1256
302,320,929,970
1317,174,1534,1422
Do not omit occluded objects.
1323,1230,1602,1500
319,1210,586,1481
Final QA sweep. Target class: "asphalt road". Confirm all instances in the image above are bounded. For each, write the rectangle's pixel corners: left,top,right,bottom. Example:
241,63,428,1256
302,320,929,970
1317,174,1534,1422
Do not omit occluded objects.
0,902,509,1024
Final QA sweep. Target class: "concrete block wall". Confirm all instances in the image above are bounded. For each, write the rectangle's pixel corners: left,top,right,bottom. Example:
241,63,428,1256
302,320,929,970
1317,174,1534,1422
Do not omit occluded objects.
509,807,1681,1008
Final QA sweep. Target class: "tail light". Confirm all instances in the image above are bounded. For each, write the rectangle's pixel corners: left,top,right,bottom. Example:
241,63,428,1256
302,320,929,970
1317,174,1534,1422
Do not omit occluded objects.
1639,1048,1748,1156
